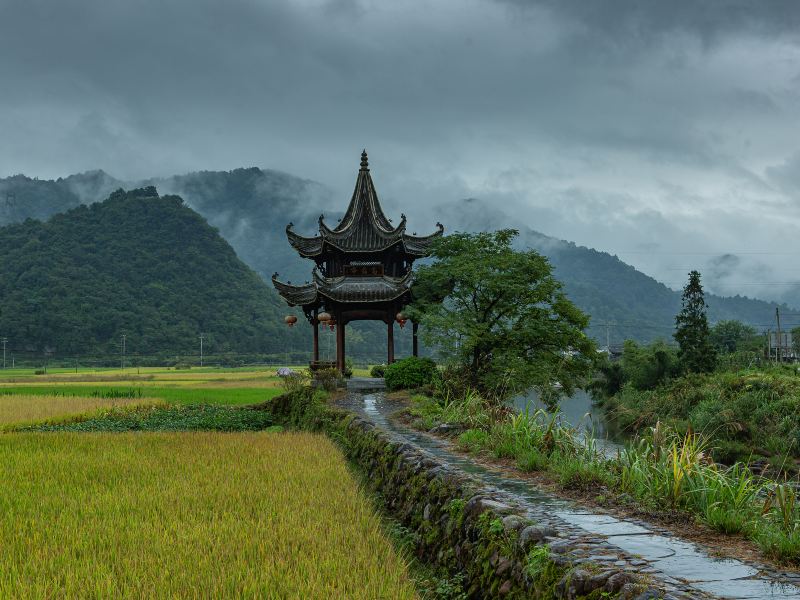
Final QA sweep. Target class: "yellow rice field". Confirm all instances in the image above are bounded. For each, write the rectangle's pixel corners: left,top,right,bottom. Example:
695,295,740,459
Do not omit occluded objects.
0,367,283,387
0,394,162,429
0,431,416,599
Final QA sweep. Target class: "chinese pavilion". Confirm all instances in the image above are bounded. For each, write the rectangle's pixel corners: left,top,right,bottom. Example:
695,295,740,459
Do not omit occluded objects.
272,150,444,372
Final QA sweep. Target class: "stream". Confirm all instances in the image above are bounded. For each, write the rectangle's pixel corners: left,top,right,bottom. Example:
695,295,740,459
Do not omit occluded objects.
343,379,800,599
512,389,625,454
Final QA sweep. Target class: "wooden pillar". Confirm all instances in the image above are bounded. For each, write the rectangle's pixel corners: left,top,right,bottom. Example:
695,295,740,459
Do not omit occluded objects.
312,318,319,363
387,320,395,364
336,318,346,372
412,322,419,357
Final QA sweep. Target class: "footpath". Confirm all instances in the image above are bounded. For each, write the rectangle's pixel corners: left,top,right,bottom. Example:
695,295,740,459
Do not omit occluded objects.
341,377,800,599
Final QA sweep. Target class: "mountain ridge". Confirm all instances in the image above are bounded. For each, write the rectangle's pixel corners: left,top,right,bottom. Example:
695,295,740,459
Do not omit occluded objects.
0,168,791,346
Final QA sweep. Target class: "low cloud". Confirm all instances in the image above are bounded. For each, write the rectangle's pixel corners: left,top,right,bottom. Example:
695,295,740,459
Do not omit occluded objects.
1,0,799,303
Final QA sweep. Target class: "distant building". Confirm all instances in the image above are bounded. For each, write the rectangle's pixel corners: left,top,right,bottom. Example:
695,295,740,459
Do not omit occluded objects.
768,331,796,361
599,345,624,360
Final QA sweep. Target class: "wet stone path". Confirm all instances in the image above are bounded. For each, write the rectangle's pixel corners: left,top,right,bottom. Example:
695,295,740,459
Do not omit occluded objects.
342,379,800,599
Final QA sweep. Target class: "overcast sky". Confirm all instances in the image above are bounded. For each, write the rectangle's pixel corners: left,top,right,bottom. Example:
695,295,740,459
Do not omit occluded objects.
2,0,800,303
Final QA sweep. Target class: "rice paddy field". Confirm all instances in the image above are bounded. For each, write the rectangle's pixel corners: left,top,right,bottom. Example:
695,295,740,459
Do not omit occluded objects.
0,367,416,599
0,432,416,599
0,366,289,406
0,394,163,430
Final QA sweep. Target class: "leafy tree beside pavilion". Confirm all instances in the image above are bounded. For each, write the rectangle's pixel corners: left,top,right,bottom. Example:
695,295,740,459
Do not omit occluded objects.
674,270,717,373
408,229,596,403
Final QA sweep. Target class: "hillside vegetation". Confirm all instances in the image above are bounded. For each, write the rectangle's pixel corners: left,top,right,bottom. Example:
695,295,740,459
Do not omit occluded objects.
2,169,790,347
601,368,800,467
0,187,308,357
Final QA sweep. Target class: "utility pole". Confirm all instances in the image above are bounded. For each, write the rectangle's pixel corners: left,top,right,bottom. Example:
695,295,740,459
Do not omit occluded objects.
199,334,205,367
776,308,783,364
1,338,6,369
605,321,611,353
121,334,127,370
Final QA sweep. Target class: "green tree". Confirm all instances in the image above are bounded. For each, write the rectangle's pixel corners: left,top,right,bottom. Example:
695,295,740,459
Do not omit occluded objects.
674,270,717,373
620,339,679,390
408,229,596,402
709,320,760,354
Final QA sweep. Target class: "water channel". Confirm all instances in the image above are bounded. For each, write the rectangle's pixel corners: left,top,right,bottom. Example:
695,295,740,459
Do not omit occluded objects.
512,388,624,453
343,380,800,599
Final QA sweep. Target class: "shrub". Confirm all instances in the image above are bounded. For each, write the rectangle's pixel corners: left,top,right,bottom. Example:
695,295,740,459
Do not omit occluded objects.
314,368,343,392
370,364,386,378
384,357,437,390
516,447,547,472
279,368,310,394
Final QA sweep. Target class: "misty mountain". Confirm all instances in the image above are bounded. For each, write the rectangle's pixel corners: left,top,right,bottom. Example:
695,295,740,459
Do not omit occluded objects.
0,169,790,346
446,198,788,344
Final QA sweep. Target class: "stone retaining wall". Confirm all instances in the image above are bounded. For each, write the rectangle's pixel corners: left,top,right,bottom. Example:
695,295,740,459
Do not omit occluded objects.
266,390,667,599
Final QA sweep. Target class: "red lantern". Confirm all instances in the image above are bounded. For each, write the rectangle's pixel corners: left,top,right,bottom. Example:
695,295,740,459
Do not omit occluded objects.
395,312,407,329
317,312,331,324
284,315,298,327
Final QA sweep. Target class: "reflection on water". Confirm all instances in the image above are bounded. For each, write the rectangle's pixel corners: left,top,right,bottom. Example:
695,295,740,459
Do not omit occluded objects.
511,389,625,453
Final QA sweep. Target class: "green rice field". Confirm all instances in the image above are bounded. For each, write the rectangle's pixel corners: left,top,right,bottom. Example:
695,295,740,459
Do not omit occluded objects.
0,366,288,406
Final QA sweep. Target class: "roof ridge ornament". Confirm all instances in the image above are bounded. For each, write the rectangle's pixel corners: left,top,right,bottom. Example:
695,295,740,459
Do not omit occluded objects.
360,149,369,171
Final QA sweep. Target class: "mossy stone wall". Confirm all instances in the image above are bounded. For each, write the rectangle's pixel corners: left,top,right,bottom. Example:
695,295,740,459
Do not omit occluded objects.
267,390,642,599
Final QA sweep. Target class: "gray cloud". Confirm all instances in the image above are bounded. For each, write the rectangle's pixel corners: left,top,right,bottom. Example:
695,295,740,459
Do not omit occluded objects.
1,0,799,302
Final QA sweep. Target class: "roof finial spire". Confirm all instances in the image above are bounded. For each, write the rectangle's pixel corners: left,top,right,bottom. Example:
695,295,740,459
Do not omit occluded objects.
360,149,369,171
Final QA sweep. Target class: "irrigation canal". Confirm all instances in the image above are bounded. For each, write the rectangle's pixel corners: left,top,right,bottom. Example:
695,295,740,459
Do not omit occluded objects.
343,378,800,599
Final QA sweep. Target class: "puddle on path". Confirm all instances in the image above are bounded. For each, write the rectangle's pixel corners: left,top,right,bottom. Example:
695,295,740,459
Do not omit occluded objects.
347,385,800,600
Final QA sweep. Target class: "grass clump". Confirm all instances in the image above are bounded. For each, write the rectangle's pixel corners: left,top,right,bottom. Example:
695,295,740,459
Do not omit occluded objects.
0,431,416,599
410,389,800,564
385,521,468,599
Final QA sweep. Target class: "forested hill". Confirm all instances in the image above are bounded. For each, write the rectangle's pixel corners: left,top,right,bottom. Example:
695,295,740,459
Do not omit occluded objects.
0,187,309,357
444,198,786,344
0,169,790,346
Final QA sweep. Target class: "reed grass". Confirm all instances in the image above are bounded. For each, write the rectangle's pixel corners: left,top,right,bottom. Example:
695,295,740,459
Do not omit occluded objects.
0,432,416,599
410,391,800,563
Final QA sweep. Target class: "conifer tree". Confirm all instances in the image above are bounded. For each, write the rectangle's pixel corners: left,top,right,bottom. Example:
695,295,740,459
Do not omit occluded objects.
674,270,717,373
